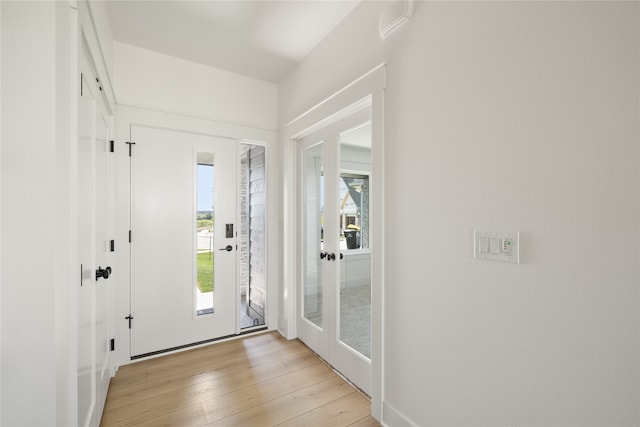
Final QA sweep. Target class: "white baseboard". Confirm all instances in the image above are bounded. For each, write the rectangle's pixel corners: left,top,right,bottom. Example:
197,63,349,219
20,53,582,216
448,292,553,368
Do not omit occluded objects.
383,401,417,427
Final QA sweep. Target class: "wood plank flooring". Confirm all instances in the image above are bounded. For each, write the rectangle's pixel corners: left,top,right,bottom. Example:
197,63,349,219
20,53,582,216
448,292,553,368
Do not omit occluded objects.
100,332,380,427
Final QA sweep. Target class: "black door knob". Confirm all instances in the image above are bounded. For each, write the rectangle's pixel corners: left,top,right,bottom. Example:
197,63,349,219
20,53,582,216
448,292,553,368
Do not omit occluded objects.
96,266,111,281
219,245,233,252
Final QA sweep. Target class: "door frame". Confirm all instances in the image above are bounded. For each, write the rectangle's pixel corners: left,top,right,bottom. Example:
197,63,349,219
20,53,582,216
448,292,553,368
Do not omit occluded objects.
77,37,116,427
282,64,386,420
296,107,373,394
113,106,279,367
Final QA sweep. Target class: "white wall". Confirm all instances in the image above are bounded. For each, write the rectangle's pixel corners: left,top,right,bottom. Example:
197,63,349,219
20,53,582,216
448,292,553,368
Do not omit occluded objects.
114,42,277,131
54,2,77,425
2,2,64,424
279,2,640,425
1,1,115,424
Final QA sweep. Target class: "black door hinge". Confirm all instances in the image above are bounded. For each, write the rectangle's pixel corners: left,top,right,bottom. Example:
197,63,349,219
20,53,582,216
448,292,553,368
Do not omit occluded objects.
125,315,133,329
126,141,136,157
110,338,115,351
80,73,83,97
110,240,115,252
110,140,115,153
128,230,132,243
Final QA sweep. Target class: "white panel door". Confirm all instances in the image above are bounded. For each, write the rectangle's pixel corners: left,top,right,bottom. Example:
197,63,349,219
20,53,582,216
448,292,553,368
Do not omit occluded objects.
78,46,113,427
129,126,237,357
77,67,96,427
94,93,113,419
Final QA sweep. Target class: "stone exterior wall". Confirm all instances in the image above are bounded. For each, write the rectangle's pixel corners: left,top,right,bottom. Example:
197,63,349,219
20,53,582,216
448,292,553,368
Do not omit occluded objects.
239,144,266,320
248,146,266,318
239,147,250,297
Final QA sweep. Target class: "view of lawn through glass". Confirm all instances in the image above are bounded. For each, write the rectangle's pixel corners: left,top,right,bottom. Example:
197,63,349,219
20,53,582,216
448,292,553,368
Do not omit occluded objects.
196,158,214,315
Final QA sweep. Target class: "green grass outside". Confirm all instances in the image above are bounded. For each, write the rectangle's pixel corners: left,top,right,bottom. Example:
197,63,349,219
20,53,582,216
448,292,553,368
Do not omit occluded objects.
197,251,214,293
197,219,213,229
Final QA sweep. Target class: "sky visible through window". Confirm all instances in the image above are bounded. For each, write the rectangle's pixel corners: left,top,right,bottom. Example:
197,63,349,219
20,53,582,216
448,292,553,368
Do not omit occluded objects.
198,164,214,212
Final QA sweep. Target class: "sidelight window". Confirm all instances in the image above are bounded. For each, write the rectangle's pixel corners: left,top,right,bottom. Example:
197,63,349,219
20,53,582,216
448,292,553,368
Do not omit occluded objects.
196,154,214,316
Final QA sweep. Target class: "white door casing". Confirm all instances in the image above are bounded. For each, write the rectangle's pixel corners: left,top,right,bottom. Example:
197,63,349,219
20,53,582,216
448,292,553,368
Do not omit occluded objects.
77,44,113,427
283,65,385,418
129,126,237,357
77,65,96,427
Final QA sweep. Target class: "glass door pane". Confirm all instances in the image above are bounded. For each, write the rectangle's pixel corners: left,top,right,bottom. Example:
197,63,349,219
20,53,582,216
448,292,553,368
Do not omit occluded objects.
302,142,324,328
239,143,267,329
338,123,372,359
196,155,214,316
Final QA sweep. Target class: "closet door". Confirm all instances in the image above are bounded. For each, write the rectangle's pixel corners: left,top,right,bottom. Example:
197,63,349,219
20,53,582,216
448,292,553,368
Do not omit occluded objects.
78,44,114,427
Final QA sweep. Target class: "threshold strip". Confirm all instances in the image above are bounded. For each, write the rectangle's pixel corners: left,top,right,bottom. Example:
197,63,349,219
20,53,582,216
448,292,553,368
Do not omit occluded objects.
130,326,268,360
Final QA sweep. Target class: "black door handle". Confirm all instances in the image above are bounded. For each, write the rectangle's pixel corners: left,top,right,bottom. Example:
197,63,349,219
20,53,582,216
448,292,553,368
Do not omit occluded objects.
327,253,336,261
96,266,111,281
320,252,327,259
219,245,233,252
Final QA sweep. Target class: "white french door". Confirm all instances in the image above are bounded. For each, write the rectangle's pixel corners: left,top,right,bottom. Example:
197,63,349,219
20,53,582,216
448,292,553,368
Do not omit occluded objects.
298,107,373,394
77,45,114,427
129,126,238,357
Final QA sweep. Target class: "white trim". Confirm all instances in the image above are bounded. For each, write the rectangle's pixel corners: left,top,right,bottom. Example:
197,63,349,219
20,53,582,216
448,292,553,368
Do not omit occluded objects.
284,63,386,128
382,401,418,427
118,102,277,133
289,96,371,141
0,2,3,421
82,0,116,108
69,5,80,423
370,80,385,421
281,64,386,421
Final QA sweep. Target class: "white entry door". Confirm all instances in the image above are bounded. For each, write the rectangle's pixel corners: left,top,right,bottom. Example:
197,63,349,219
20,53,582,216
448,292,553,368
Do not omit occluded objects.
298,107,373,394
129,126,237,358
78,46,114,427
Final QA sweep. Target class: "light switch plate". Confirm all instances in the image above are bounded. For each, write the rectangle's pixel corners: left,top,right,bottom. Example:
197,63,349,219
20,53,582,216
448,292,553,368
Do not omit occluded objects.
474,230,519,264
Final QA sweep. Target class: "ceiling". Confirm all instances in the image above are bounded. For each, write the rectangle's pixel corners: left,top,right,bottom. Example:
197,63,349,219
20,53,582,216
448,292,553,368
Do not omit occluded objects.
106,0,361,83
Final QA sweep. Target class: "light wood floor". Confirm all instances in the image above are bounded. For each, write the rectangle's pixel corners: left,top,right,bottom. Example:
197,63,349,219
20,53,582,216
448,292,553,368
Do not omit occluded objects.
100,332,380,427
